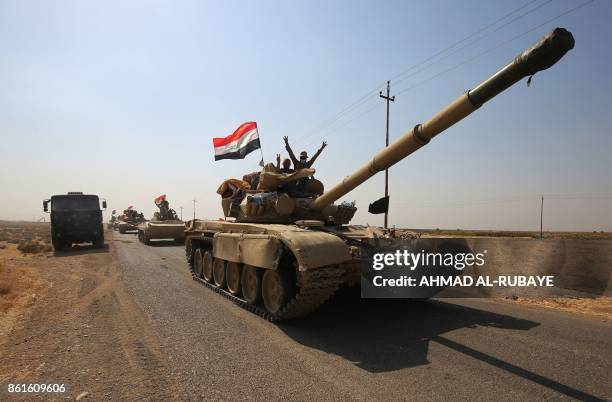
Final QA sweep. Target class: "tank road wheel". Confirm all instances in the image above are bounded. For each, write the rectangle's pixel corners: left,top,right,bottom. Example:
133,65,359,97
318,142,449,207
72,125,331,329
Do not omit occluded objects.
241,265,262,305
202,250,214,283
186,241,193,264
226,261,242,296
262,269,293,315
213,259,227,289
193,249,204,278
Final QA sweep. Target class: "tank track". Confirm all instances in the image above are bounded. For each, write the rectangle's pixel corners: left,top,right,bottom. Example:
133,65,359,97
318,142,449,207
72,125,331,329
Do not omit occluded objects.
188,263,344,322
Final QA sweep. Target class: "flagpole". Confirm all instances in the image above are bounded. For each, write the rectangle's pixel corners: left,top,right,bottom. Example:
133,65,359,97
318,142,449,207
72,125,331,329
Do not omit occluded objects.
257,124,265,166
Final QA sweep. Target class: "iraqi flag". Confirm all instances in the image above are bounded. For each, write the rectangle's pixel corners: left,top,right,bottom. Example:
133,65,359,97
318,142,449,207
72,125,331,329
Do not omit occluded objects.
213,122,261,161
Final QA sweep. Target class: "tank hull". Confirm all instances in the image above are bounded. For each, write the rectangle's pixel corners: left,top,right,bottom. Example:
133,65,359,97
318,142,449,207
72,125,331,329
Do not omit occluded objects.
118,221,139,234
184,219,388,321
138,220,185,244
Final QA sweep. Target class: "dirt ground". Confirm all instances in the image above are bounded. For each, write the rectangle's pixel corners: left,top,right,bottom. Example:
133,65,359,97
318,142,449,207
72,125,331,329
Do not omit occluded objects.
1,222,610,400
0,225,179,400
510,296,612,319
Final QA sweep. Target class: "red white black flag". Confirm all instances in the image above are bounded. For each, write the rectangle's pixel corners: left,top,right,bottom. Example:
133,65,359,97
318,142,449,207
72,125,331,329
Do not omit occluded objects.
213,122,261,161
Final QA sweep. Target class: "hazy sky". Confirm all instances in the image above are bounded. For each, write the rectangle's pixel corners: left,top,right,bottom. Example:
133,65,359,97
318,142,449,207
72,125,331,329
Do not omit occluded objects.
1,0,611,231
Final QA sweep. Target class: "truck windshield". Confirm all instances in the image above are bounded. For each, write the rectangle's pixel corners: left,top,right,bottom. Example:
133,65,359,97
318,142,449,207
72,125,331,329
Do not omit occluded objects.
52,196,100,212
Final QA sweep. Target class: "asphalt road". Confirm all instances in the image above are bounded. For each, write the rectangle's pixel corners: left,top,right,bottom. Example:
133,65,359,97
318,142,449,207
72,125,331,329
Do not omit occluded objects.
112,232,612,401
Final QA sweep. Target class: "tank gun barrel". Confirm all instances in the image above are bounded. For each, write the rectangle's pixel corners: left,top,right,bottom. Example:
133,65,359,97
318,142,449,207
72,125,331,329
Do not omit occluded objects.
310,28,574,211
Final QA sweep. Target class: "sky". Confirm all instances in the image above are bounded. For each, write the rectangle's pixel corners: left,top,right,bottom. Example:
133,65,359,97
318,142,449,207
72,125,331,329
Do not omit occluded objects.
1,0,611,231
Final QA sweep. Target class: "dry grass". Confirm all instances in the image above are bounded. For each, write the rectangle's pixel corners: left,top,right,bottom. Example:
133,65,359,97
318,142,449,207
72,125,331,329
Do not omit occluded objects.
0,221,52,254
514,296,612,319
0,263,10,295
17,240,52,254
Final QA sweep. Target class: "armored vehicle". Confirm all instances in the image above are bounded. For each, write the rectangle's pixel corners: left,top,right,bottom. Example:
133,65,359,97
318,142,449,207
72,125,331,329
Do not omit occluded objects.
138,195,185,244
117,207,145,234
43,192,107,251
108,210,118,230
184,28,574,320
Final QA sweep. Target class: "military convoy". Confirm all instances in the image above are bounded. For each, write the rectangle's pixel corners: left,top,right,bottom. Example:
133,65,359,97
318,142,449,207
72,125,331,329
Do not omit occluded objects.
182,28,574,320
43,28,574,321
43,192,107,251
138,195,185,244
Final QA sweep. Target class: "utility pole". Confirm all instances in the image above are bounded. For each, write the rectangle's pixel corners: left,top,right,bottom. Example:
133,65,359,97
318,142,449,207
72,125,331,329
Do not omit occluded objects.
540,195,544,239
192,199,197,220
180,206,183,221
379,80,395,229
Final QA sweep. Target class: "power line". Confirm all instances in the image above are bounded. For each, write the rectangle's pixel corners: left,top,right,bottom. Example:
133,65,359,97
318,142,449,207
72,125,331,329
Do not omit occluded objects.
303,0,568,146
395,0,596,96
294,0,595,151
292,87,383,146
392,0,551,87
300,102,383,148
291,0,550,146
391,0,554,89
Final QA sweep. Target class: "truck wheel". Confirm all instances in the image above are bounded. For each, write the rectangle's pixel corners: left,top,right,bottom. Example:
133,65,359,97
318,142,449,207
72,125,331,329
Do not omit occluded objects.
95,234,105,248
213,259,227,289
202,251,214,283
241,265,262,305
119,227,126,234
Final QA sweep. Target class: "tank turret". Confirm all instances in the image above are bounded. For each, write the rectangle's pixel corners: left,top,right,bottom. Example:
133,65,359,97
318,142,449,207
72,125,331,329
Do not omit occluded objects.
152,194,180,221
222,28,574,225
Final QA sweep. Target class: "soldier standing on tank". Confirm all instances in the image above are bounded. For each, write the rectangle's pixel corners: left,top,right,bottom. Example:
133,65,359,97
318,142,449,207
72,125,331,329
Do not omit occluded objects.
276,154,295,174
283,136,327,170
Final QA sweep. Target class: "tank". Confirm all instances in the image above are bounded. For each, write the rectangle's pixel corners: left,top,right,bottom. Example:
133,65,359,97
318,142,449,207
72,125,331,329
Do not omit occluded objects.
117,206,146,234
138,195,186,244
184,28,574,321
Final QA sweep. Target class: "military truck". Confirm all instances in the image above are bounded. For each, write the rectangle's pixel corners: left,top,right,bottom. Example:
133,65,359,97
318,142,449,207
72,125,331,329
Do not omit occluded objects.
183,28,574,321
43,192,107,251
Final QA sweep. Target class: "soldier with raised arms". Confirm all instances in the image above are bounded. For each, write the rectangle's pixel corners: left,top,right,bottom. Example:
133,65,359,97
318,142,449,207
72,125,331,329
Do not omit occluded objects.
283,136,327,170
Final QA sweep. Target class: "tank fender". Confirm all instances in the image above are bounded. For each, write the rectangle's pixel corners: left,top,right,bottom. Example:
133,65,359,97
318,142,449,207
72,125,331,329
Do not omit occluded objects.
274,230,351,271
213,233,284,270
212,230,352,271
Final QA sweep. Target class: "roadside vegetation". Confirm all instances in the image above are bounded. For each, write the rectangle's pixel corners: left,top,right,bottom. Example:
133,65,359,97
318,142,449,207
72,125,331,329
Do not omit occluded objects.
0,262,10,295
0,221,52,254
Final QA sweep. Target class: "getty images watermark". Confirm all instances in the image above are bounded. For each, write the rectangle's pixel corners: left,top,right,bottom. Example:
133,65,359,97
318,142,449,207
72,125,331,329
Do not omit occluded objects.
371,249,553,288
361,239,556,298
